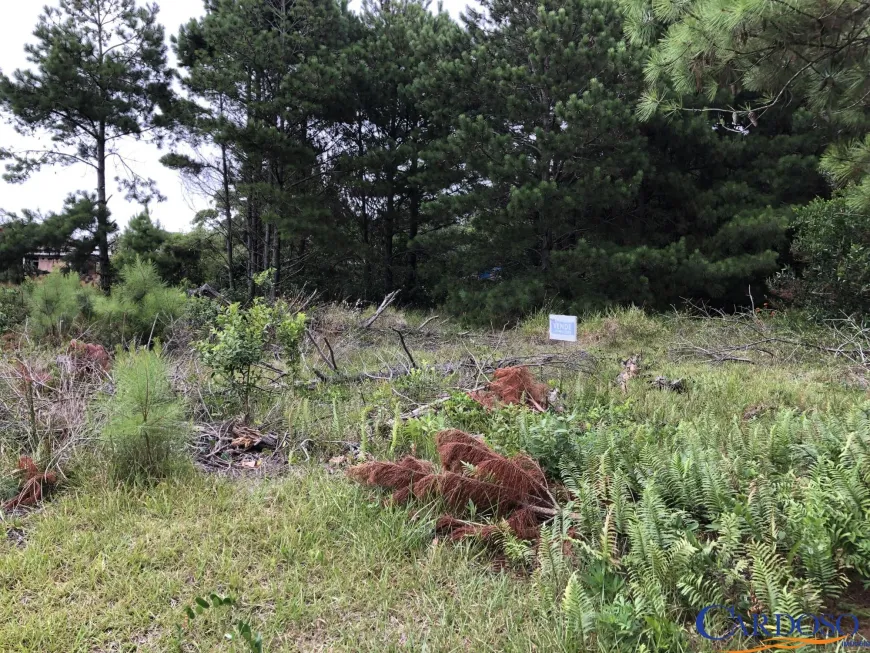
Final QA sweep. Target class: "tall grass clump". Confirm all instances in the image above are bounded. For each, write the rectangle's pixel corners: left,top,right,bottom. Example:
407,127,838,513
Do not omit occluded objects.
101,346,188,483
26,269,98,339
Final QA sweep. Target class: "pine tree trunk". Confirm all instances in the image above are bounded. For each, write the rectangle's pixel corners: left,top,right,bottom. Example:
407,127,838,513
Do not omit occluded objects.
406,161,420,296
97,121,111,293
221,141,234,292
246,191,255,300
384,167,395,293
271,231,280,302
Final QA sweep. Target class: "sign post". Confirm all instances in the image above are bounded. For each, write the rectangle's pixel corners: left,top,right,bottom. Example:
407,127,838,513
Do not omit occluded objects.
549,314,577,342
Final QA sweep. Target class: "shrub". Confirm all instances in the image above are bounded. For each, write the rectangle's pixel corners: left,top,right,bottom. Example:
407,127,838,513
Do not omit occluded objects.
95,257,187,344
196,299,306,421
26,270,98,339
775,196,870,316
519,403,870,649
0,286,27,333
101,347,188,483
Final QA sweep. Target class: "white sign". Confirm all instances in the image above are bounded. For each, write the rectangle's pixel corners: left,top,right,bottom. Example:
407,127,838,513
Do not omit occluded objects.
549,314,577,342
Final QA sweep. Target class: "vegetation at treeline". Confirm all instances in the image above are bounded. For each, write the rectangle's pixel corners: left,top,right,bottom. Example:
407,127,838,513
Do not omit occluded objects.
1,0,870,651
0,0,867,320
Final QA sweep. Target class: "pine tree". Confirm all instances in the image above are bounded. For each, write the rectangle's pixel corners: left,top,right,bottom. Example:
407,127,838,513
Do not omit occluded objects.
329,0,466,300
428,0,647,319
0,0,174,291
618,0,870,211
0,194,104,281
172,0,353,299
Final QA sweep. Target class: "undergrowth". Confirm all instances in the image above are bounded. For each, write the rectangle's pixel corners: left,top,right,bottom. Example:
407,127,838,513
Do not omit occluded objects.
2,304,870,651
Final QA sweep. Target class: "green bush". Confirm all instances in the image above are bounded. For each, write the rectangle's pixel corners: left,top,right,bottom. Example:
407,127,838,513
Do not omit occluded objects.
0,285,27,333
96,257,187,344
26,269,98,339
777,196,870,316
101,346,189,483
196,299,306,421
503,401,870,651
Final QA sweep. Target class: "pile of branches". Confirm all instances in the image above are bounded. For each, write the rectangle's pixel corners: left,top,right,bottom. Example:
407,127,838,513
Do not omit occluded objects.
348,429,559,543
672,300,870,367
468,366,550,411
195,419,281,472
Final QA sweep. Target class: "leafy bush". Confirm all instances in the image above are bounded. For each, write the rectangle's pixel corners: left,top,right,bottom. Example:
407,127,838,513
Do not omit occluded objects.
101,346,188,483
26,269,98,339
96,257,187,344
0,286,27,333
774,196,870,316
196,299,306,421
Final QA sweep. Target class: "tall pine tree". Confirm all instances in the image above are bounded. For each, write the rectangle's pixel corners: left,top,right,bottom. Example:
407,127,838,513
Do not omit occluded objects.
0,0,174,291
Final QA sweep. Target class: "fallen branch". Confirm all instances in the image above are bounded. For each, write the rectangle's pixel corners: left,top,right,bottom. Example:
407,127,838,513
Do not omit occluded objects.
385,387,487,426
391,327,418,369
360,290,401,329
304,351,594,388
306,329,338,373
417,315,439,332
324,336,338,372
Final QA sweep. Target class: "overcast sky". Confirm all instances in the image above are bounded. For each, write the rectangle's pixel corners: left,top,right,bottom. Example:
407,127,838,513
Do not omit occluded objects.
0,0,471,232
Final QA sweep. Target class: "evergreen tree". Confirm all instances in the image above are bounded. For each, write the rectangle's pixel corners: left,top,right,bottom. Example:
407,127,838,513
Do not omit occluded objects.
0,194,104,281
171,0,353,299
0,0,174,291
603,104,829,307
428,0,647,319
114,210,208,286
618,0,870,211
329,0,466,300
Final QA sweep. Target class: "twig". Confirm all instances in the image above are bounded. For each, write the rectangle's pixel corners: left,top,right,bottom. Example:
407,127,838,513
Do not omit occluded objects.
323,336,338,372
417,315,439,332
386,386,487,426
391,327,418,369
306,329,337,373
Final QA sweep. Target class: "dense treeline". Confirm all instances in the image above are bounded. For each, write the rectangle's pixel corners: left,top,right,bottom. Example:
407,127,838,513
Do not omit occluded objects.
1,0,867,321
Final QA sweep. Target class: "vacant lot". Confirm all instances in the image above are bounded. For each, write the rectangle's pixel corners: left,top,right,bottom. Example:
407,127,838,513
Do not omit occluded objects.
2,305,869,651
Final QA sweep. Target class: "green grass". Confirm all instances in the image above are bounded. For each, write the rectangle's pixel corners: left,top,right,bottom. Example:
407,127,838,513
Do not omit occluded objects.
0,471,560,652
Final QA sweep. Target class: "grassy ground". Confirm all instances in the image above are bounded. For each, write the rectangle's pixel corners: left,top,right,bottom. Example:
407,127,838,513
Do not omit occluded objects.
2,305,869,651
0,472,560,652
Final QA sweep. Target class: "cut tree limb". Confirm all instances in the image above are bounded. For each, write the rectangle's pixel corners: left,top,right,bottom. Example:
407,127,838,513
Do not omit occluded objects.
417,315,439,332
306,329,338,373
360,290,400,329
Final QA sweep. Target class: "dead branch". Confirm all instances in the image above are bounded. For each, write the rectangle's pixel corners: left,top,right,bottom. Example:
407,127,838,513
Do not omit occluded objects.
360,290,400,329
391,327,418,369
323,336,338,372
188,283,229,304
417,315,439,332
306,329,338,373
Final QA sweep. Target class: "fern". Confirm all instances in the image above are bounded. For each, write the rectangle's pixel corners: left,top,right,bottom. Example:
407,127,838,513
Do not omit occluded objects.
562,572,596,648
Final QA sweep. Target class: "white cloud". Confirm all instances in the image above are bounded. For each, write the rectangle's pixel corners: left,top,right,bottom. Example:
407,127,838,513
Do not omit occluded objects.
0,0,473,232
